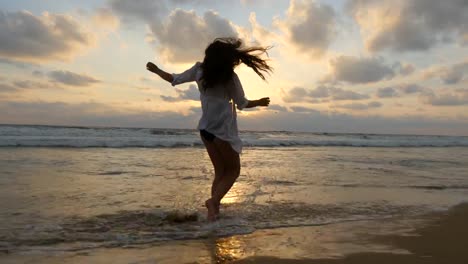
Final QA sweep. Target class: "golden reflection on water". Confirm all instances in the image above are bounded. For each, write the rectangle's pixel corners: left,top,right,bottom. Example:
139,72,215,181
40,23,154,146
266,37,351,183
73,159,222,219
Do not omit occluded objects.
221,184,242,205
205,235,247,263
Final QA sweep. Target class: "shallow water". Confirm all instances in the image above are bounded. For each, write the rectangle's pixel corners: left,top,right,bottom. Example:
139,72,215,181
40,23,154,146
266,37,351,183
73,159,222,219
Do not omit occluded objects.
1,146,467,254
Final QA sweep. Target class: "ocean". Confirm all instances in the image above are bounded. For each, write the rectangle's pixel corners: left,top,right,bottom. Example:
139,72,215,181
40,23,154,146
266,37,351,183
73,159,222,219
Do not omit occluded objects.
1,124,467,256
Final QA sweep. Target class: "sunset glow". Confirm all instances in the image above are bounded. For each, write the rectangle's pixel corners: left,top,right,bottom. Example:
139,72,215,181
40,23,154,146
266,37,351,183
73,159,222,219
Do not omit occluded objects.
1,0,467,135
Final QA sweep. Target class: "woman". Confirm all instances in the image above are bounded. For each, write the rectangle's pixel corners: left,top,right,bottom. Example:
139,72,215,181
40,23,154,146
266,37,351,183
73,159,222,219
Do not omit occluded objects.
146,38,272,221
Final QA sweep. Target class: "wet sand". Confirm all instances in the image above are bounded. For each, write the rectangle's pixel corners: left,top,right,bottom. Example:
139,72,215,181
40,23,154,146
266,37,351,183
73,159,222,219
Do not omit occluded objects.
2,203,467,264
235,202,468,264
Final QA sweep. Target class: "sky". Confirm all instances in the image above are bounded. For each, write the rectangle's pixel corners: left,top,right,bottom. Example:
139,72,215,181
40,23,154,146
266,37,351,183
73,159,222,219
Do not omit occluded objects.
0,0,467,136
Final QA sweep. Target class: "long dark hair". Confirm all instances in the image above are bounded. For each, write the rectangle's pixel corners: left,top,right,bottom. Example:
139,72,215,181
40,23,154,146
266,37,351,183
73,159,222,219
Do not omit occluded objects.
201,38,272,88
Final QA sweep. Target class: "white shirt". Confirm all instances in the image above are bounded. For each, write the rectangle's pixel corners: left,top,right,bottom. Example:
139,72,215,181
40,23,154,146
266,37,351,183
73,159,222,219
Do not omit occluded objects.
171,62,249,153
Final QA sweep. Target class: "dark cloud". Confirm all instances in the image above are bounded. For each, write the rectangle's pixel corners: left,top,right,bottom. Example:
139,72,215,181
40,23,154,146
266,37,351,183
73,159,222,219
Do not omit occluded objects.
0,11,94,62
283,86,369,103
109,1,238,63
336,101,382,110
372,83,430,99
423,61,468,85
109,0,167,23
152,9,238,62
421,89,468,106
280,0,337,57
398,83,426,94
108,0,218,23
375,83,428,98
327,56,396,84
440,62,468,84
376,87,399,98
347,0,468,52
48,71,100,87
0,58,36,68
160,84,199,102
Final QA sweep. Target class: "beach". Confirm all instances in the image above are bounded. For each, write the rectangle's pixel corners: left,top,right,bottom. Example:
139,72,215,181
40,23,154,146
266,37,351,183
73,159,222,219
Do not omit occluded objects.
1,125,467,263
2,203,468,263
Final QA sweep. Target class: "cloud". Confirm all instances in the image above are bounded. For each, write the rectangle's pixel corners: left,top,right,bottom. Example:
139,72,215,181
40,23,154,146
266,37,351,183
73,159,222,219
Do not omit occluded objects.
336,101,382,110
440,62,468,85
376,87,399,98
0,83,18,93
0,79,56,93
0,10,95,62
275,0,337,57
290,106,320,113
247,12,276,45
240,0,260,5
109,0,167,23
282,87,318,103
0,100,199,128
92,8,119,31
12,80,50,89
397,63,416,76
160,84,199,102
331,87,369,100
48,71,100,87
421,89,468,106
109,1,239,63
282,86,369,103
375,83,428,98
326,55,396,84
398,83,426,94
151,9,239,62
0,58,37,68
423,61,468,85
32,70,44,78
347,0,468,52
1,100,467,136
239,107,468,136
268,104,288,112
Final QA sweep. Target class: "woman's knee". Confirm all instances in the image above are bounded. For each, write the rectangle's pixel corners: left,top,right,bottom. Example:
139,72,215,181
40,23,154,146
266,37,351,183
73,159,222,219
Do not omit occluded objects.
226,161,240,178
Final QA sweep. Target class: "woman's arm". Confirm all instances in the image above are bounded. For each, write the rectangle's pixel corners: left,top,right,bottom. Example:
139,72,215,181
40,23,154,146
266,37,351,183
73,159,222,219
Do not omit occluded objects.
245,97,270,108
146,62,173,83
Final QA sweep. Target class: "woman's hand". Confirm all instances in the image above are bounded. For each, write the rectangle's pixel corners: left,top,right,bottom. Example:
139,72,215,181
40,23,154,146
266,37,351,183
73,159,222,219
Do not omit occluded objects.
146,62,159,72
146,62,174,83
246,97,270,108
258,97,270,107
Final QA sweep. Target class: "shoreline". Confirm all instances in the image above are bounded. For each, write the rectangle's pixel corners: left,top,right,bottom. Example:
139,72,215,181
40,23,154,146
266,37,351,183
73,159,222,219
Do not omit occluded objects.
235,202,468,264
1,203,467,263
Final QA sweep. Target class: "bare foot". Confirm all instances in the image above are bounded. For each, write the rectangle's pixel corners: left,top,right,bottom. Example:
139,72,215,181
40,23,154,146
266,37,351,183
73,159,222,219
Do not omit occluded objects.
205,199,217,222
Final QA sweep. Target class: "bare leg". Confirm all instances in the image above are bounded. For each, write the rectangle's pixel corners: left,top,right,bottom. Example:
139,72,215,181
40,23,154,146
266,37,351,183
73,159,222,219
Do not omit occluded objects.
210,138,240,205
201,137,224,220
